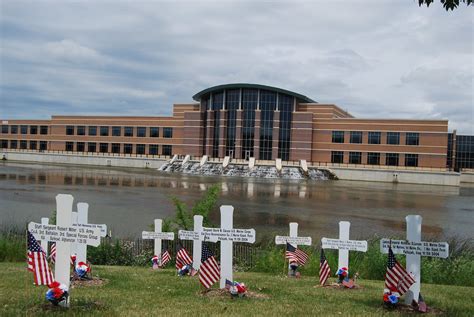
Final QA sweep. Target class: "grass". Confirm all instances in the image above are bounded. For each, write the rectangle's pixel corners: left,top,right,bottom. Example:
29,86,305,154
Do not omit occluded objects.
1,262,473,316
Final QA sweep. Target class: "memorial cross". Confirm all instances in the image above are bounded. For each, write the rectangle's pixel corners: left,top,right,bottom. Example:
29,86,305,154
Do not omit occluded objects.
28,194,101,307
321,221,368,272
142,219,175,261
275,222,312,248
380,215,449,304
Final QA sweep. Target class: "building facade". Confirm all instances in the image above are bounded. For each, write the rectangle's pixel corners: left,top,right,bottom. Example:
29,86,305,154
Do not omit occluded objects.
1,83,459,169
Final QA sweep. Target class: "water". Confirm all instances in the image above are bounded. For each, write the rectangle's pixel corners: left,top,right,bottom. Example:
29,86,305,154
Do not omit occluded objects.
1,162,473,240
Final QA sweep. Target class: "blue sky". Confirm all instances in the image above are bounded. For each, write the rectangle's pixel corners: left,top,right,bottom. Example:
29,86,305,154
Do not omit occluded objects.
0,1,472,133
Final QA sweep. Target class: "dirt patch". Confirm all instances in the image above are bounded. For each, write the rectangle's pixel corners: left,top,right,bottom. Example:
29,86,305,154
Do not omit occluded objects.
384,304,444,315
71,277,108,288
29,301,106,313
199,288,270,299
314,283,364,290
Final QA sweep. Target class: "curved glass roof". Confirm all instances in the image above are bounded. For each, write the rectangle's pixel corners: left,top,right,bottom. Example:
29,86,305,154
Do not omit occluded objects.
192,83,316,103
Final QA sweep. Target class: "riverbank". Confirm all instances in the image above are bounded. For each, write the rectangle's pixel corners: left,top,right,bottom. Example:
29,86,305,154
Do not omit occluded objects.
1,262,473,316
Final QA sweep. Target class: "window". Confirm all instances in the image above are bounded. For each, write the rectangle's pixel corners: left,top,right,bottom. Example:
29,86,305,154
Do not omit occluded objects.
241,89,257,159
163,127,173,138
150,127,159,137
99,143,108,153
10,140,18,149
123,143,133,154
1,125,8,134
387,132,400,145
386,153,399,166
77,126,85,136
136,144,145,154
88,126,97,136
29,141,37,150
162,145,172,156
100,126,109,136
149,144,159,155
21,125,28,134
20,140,27,149
76,142,85,152
332,131,344,143
0,140,7,148
40,126,48,135
66,126,74,135
124,127,133,137
30,126,38,134
39,141,47,151
406,132,419,146
112,126,121,137
65,142,74,151
405,154,418,167
277,93,294,161
368,132,381,144
225,89,240,158
367,152,380,165
88,142,97,152
137,127,147,137
350,131,362,144
111,143,121,153
10,125,18,134
331,151,344,163
349,152,362,164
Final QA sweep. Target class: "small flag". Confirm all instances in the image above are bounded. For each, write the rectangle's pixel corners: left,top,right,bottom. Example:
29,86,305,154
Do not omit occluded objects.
285,243,309,266
319,249,331,286
49,243,56,263
27,231,55,286
199,243,220,289
385,246,415,295
225,279,234,290
160,250,171,267
176,243,193,270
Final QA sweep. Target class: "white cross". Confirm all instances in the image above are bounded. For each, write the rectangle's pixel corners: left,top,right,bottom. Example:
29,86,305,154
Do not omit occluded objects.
321,221,368,271
380,215,449,304
275,222,312,247
40,217,49,256
178,215,217,271
199,205,256,289
28,194,101,307
142,219,174,258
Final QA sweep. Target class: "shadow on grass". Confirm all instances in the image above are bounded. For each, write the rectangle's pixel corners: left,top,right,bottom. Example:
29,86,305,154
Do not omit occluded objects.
27,299,108,314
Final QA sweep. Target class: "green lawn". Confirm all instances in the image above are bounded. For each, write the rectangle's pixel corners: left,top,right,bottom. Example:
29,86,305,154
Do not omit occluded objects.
1,263,473,316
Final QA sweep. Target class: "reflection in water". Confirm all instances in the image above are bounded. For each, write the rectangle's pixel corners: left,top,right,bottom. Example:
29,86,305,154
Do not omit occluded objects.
0,162,472,240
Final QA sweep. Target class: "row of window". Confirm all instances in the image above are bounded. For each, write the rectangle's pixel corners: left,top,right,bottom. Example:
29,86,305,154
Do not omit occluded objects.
330,151,419,167
1,125,48,135
1,140,47,150
65,126,173,138
64,142,173,156
331,131,420,146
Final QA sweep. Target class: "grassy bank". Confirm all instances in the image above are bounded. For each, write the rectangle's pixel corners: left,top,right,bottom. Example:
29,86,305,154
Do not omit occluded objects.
1,262,473,316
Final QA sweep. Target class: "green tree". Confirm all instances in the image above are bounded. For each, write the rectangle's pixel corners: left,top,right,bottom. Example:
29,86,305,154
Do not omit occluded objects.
418,0,473,10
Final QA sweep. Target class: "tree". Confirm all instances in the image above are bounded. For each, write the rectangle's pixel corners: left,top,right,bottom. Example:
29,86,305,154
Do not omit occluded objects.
418,0,473,11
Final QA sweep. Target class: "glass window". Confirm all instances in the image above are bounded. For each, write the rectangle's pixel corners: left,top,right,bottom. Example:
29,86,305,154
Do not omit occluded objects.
123,144,133,154
29,141,37,150
163,127,173,138
77,126,85,135
10,140,18,149
332,131,344,143
111,143,121,153
100,126,109,136
99,143,108,153
65,142,74,151
21,125,28,134
277,94,294,161
66,126,74,135
350,131,362,144
136,144,145,154
405,154,418,167
39,141,47,151
259,90,277,160
386,153,399,166
0,140,7,148
20,140,27,149
124,127,133,137
30,126,38,134
162,145,172,156
406,132,419,146
387,132,400,145
88,126,97,136
149,144,159,155
10,125,18,134
331,151,344,163
455,135,474,170
150,127,159,137
112,126,121,137
211,92,223,157
349,152,361,164
241,89,257,159
76,142,85,152
368,132,381,144
137,127,147,137
1,125,8,134
40,126,48,135
225,89,240,158
367,152,380,165
88,142,97,152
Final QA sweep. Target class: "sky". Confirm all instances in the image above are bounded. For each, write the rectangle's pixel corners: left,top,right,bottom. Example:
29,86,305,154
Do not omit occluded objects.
0,1,472,134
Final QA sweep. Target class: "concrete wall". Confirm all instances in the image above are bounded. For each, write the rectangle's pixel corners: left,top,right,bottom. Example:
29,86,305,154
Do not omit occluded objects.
1,151,167,169
330,167,460,186
460,172,474,183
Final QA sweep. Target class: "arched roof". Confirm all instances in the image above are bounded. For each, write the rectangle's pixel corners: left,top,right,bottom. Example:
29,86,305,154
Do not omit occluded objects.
192,83,316,103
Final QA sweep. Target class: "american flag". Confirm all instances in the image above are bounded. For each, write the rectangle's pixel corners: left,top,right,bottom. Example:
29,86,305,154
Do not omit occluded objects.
175,244,193,270
319,248,331,286
199,243,220,289
285,243,309,266
160,250,171,267
385,246,415,295
49,243,56,263
27,231,55,286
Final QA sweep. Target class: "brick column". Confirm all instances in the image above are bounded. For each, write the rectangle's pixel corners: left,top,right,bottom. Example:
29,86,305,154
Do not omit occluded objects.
235,110,243,159
218,110,226,158
272,111,280,160
205,110,214,156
